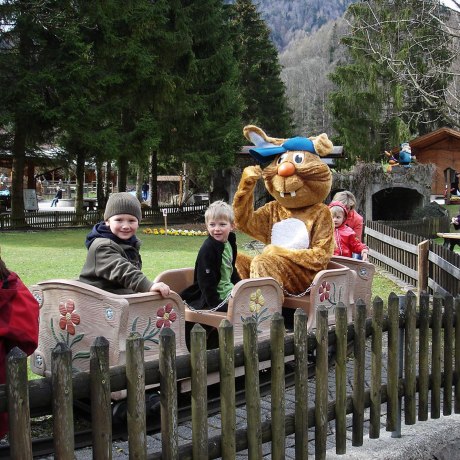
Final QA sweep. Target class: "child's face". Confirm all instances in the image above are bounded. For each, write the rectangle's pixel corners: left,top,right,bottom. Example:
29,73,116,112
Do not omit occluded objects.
206,217,234,243
105,214,139,240
331,210,346,228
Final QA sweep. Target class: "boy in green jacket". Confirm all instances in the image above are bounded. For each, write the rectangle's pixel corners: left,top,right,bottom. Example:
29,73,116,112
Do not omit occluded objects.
79,192,170,296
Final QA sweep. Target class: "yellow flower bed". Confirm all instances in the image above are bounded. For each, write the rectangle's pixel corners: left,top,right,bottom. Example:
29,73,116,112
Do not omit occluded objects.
142,228,208,236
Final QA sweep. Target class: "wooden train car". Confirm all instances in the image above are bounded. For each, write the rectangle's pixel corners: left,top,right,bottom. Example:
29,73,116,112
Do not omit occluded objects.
30,256,374,389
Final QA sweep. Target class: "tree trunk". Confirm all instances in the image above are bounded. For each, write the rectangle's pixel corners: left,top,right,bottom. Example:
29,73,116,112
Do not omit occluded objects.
96,160,105,209
11,120,27,226
75,149,85,215
118,155,128,192
150,151,158,209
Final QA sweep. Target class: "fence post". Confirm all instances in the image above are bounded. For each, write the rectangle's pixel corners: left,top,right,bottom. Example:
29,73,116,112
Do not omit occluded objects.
431,293,443,419
352,300,366,446
370,297,383,438
126,332,147,458
315,306,328,460
404,291,417,425
271,312,285,460
219,319,236,459
443,294,454,416
418,292,430,421
6,347,32,460
417,240,429,297
387,293,399,433
335,303,348,453
51,342,75,459
455,295,460,414
243,316,262,460
160,327,179,459
191,323,208,459
391,294,406,438
90,337,112,459
294,309,309,460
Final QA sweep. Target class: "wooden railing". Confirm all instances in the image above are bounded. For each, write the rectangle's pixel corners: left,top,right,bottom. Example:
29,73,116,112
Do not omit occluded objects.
1,292,459,458
366,220,460,297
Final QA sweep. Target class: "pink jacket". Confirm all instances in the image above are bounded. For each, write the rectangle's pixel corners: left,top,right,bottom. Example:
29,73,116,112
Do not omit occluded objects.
333,224,368,258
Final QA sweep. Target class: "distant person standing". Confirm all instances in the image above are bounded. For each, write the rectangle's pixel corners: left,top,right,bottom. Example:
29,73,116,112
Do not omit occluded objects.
141,181,149,201
50,187,62,207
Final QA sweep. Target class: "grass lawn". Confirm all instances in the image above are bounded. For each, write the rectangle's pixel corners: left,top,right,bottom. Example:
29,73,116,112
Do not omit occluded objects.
0,225,405,301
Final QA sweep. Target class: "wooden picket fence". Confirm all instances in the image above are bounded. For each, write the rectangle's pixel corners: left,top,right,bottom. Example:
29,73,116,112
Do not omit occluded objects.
366,220,460,296
1,291,460,458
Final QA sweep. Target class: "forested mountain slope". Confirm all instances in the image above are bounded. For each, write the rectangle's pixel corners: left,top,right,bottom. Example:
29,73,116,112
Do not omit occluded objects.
226,0,356,51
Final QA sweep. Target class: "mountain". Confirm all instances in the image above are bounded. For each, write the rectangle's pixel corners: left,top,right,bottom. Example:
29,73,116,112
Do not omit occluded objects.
240,0,356,51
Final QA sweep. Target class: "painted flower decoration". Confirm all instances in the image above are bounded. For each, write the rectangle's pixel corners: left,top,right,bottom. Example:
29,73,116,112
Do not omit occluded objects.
156,303,177,328
319,281,331,302
59,299,81,335
249,289,265,313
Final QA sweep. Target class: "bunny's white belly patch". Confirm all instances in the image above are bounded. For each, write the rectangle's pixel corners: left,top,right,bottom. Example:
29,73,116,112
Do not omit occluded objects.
271,218,310,249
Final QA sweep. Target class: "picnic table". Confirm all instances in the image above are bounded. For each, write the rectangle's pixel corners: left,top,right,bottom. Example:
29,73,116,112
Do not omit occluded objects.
437,232,460,251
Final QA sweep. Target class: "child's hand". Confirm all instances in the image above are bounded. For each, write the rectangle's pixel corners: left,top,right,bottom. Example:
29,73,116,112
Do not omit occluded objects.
150,282,170,296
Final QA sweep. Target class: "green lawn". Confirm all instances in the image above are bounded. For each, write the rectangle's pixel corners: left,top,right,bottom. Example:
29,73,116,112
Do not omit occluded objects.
1,226,404,301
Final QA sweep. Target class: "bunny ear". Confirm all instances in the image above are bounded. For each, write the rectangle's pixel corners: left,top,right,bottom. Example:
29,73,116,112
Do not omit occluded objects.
247,130,277,149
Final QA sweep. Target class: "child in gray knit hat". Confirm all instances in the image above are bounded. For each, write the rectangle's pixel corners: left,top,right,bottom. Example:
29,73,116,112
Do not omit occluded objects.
79,192,170,296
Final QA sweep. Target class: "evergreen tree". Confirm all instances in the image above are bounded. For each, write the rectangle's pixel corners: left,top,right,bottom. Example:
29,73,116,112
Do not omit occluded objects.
179,0,243,192
0,0,63,222
228,0,293,137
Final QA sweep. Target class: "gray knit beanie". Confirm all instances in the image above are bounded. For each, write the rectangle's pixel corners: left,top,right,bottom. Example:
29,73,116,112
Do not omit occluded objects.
104,192,142,222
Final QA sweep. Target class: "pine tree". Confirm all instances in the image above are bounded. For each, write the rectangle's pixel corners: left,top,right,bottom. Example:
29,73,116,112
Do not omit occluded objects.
228,0,293,137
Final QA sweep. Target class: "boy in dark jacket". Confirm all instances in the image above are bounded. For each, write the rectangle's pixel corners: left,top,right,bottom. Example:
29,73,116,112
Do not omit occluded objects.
79,192,170,296
181,200,241,312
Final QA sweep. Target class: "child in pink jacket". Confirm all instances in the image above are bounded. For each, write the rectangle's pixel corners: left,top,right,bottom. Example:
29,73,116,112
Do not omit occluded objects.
328,201,369,261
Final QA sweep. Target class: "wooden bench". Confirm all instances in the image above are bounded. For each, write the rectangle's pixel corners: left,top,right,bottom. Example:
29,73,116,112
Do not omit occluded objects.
29,279,189,381
437,232,460,251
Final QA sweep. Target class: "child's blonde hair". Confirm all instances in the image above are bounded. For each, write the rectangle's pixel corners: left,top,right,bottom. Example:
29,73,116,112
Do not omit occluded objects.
205,200,234,224
332,190,356,211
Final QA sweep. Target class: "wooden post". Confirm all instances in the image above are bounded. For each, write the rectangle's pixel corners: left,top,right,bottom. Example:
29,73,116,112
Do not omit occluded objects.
418,292,430,421
431,293,443,419
386,293,399,432
126,332,147,459
455,296,460,414
191,324,208,459
370,297,383,438
443,295,454,416
51,343,75,459
417,240,429,295
270,312,285,460
294,309,309,460
6,348,32,460
243,317,262,459
352,300,366,446
335,303,347,453
219,319,236,459
160,328,179,459
315,306,328,460
90,337,112,460
404,291,417,425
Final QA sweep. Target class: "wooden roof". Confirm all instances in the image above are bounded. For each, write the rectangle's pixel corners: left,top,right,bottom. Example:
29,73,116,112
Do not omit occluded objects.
409,127,460,149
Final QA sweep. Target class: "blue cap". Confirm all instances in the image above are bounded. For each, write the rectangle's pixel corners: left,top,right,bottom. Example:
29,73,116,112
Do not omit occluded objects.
248,136,317,163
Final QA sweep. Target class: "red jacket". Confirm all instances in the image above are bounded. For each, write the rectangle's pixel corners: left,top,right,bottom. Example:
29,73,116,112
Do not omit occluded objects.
345,210,364,242
333,224,368,258
0,272,39,437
